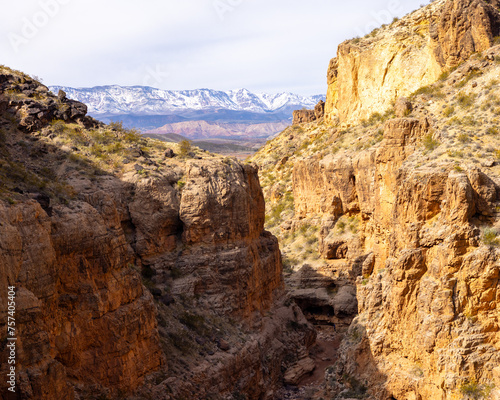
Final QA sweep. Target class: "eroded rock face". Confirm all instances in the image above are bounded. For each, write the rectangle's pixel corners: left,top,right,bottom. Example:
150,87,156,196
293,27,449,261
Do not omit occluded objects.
0,199,163,400
292,118,500,398
324,0,500,125
0,157,310,399
432,0,500,67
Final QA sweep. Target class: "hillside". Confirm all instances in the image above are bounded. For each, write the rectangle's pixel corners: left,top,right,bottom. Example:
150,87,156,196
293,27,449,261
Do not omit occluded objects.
252,0,500,398
0,66,315,400
146,120,289,140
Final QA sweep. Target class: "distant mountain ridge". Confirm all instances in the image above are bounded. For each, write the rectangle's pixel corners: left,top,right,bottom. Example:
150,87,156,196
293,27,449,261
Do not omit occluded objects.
49,85,325,117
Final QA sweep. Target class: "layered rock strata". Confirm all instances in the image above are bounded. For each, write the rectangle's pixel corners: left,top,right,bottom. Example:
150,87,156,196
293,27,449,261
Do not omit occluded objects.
292,117,500,399
324,0,500,125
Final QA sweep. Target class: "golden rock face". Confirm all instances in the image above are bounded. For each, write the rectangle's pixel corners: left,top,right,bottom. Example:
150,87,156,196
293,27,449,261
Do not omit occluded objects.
291,116,500,399
325,0,500,126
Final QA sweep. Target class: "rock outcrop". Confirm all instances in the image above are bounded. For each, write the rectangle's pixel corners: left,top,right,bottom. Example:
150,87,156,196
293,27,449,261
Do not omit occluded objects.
0,71,99,132
324,0,500,125
292,100,325,125
293,109,316,125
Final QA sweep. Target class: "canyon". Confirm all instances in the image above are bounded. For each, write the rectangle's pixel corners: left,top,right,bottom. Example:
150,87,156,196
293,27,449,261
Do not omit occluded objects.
1,0,500,399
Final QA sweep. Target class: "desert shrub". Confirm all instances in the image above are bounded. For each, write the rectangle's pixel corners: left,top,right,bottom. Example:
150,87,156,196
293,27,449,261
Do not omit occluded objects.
422,133,439,151
348,216,359,233
412,85,435,96
363,108,394,126
457,133,470,143
443,105,455,117
179,312,207,335
457,92,477,108
486,126,499,135
482,228,499,246
50,119,66,134
438,70,450,81
336,220,346,234
460,381,494,400
178,140,192,157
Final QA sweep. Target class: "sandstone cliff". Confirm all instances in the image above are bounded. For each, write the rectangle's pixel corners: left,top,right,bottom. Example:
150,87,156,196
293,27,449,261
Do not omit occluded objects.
324,0,500,126
252,37,500,399
0,67,314,400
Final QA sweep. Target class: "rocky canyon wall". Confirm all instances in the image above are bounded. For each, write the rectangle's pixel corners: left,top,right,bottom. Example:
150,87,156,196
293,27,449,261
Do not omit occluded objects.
292,116,500,399
324,0,500,126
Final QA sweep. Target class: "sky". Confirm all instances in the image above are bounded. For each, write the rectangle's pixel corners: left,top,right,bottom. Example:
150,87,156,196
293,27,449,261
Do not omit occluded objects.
2,0,429,95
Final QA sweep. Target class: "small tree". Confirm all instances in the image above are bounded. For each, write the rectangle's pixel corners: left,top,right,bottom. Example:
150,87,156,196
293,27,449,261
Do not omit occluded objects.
179,140,192,157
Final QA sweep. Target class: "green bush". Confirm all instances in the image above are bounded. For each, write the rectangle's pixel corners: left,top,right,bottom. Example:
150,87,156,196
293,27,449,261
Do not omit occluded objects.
422,133,439,151
460,381,494,400
482,228,499,246
178,140,192,157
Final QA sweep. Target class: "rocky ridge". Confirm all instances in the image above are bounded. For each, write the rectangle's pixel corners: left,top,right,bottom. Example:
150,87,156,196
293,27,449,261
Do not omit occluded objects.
323,0,500,126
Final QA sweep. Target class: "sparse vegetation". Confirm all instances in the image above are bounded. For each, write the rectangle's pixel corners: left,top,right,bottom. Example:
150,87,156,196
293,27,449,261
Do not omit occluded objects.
482,228,499,247
459,381,494,400
178,139,193,158
411,83,445,99
422,133,439,151
456,69,482,88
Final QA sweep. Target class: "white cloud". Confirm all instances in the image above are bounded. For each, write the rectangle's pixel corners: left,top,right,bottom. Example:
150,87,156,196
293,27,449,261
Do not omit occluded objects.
1,0,429,95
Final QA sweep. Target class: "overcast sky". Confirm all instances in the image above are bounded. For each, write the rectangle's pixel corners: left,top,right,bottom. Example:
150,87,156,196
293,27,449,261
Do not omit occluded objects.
2,0,428,95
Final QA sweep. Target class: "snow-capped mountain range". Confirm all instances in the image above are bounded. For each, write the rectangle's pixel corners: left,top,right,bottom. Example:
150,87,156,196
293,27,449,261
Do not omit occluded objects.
49,85,325,116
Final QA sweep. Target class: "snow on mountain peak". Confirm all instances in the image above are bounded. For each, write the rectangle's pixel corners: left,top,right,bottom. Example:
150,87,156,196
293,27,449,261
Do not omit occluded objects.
49,85,325,116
